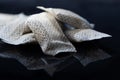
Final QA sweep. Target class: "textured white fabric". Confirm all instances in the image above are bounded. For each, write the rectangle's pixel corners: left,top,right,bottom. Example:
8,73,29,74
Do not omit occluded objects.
65,29,111,42
37,6,111,42
0,13,35,45
0,7,111,56
26,12,76,56
0,13,19,26
37,6,94,29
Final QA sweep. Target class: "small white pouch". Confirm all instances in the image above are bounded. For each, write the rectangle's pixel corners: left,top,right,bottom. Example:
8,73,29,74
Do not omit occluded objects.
26,12,76,56
37,6,111,43
0,13,36,45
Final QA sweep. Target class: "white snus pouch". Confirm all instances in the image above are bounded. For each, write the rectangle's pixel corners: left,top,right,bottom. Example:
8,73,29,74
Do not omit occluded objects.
26,12,76,56
37,6,94,29
65,29,111,42
37,6,111,42
0,13,36,45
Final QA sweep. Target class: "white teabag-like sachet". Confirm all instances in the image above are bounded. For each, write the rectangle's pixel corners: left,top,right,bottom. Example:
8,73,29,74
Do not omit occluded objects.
65,29,111,42
37,6,94,29
26,12,76,56
37,6,111,42
0,13,36,45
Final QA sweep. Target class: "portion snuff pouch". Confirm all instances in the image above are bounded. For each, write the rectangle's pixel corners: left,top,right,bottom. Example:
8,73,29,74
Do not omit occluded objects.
26,12,76,56
37,6,111,42
0,13,35,45
37,6,94,29
65,29,111,42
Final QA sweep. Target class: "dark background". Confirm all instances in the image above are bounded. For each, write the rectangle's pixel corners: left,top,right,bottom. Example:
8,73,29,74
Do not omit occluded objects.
0,0,120,80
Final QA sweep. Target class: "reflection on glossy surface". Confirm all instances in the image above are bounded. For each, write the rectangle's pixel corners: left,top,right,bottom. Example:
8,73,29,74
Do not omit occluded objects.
0,40,111,76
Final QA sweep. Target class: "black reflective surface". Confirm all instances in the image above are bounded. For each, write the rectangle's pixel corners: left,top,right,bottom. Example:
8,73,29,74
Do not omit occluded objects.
0,0,120,80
